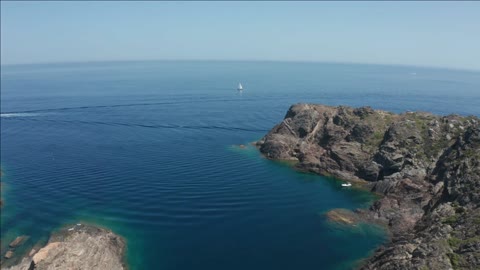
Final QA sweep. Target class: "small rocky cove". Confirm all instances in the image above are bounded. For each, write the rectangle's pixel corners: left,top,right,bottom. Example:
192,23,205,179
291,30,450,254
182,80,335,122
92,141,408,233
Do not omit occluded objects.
257,103,480,270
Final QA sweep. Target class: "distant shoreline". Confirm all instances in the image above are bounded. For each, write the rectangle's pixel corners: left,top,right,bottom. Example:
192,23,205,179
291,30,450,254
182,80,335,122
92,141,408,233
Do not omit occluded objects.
2,59,479,74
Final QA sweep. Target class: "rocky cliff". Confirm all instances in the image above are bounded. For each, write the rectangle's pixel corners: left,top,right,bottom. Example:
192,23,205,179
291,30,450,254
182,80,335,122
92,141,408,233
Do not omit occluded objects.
5,224,126,270
257,104,480,270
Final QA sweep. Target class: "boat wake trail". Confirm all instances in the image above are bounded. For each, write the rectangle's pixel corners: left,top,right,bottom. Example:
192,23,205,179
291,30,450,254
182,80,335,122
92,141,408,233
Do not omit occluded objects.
2,117,269,133
0,113,43,118
0,97,270,115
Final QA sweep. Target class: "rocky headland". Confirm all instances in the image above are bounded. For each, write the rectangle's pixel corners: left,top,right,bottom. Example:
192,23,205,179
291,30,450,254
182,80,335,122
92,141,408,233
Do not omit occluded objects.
257,103,480,270
4,224,126,270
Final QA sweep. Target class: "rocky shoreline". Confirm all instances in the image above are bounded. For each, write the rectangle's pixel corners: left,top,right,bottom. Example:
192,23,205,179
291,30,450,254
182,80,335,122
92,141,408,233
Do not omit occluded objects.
3,224,126,270
257,103,480,270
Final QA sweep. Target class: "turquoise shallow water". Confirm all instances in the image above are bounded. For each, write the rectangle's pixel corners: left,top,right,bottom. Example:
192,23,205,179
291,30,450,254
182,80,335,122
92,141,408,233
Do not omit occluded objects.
1,61,479,269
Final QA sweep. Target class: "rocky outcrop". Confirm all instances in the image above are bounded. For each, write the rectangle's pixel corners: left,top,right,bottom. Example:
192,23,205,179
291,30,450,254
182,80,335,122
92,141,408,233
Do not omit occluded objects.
257,103,480,269
5,224,126,270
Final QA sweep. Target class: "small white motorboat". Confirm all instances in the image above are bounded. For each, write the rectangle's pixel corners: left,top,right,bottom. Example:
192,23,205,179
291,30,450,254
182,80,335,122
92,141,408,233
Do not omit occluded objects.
341,182,352,187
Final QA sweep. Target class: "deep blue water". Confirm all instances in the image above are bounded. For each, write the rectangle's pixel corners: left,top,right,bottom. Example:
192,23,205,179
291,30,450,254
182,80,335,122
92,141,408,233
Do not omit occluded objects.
1,61,479,269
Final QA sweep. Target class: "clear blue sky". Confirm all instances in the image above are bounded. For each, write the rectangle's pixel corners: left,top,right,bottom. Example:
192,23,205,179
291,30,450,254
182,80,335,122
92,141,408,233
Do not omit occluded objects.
1,1,480,70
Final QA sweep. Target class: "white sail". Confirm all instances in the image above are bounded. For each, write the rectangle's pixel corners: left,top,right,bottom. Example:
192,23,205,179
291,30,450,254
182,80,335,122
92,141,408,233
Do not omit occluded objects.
237,83,243,90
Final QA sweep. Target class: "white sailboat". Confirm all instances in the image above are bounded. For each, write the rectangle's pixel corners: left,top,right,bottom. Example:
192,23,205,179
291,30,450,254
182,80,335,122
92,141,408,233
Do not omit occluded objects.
237,83,243,91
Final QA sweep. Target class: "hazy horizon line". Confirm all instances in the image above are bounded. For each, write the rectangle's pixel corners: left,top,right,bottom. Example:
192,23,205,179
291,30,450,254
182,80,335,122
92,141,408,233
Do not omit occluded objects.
2,58,480,73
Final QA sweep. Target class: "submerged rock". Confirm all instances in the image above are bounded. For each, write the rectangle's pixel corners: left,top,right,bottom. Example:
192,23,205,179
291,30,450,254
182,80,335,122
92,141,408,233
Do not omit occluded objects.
4,251,14,259
6,224,126,270
9,236,27,248
257,103,480,269
325,209,360,225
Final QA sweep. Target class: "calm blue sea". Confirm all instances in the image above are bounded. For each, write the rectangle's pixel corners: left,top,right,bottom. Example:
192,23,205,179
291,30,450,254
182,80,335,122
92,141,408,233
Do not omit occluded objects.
1,61,479,269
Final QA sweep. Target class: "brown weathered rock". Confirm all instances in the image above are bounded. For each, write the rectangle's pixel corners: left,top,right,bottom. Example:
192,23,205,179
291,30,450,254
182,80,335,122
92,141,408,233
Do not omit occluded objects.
9,236,26,248
257,103,480,269
28,248,37,257
4,251,14,259
6,224,126,270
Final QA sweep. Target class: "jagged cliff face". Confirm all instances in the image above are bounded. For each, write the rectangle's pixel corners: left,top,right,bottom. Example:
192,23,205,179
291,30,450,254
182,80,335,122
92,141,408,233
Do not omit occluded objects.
257,104,480,270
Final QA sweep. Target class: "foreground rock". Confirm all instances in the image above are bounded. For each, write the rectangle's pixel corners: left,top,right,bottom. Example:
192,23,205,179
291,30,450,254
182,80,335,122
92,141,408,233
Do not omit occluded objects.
257,103,480,269
6,224,126,270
